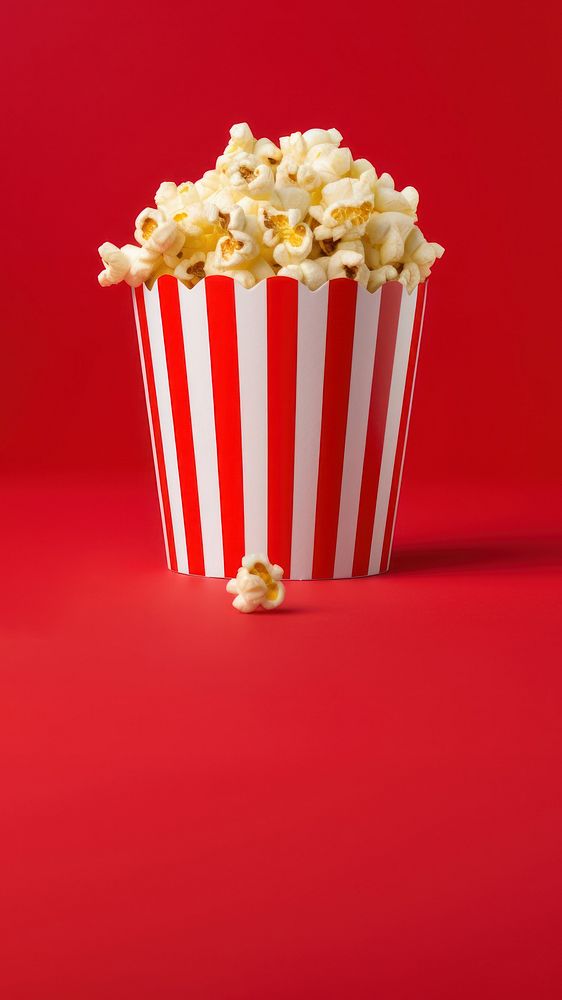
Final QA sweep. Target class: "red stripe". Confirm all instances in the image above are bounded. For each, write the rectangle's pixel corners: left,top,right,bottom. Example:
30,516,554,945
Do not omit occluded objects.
380,283,427,573
312,279,358,579
352,282,403,577
205,276,244,578
134,285,178,572
267,277,298,576
157,277,205,575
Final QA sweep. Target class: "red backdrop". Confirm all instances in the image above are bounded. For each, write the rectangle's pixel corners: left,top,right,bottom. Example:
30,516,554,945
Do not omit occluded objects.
1,1,561,998
2,0,561,486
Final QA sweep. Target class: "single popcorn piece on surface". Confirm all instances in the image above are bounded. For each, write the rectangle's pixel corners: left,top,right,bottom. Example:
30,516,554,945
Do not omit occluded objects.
98,123,443,292
226,555,285,613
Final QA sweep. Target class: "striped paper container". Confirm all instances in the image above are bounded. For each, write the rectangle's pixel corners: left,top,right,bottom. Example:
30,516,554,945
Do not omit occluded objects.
132,274,427,579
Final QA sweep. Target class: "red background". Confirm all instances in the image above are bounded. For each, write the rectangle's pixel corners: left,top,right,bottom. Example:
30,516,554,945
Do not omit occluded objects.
1,1,561,997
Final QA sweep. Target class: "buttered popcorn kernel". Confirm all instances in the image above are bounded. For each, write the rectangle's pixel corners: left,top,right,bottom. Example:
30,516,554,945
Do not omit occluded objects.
98,124,443,293
226,555,285,613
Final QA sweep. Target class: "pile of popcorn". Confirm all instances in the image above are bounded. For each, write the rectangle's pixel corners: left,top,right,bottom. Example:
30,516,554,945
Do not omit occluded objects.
98,124,444,295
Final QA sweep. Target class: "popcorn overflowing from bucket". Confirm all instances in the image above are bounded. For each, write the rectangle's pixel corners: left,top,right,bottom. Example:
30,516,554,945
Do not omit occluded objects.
98,124,444,294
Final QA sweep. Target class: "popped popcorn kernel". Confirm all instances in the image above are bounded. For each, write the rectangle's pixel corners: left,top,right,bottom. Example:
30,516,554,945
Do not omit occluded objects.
331,202,372,227
327,250,369,287
174,251,206,287
226,554,285,613
277,258,326,289
98,123,443,294
221,236,244,259
263,211,308,249
97,243,131,287
239,164,255,183
141,217,158,241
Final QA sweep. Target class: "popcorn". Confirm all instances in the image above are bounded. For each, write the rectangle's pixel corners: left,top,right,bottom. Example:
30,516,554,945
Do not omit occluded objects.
133,211,185,261
146,221,185,258
327,250,369,287
278,132,308,161
174,252,206,287
275,186,311,217
97,243,131,287
350,157,377,179
259,206,313,266
302,127,343,149
205,253,275,289
279,128,342,158
212,228,258,269
226,555,285,613
309,178,375,241
365,211,416,265
98,124,443,294
254,136,282,166
97,242,156,288
368,265,400,293
399,230,445,292
399,262,422,295
277,258,327,290
195,169,224,200
226,159,276,200
155,181,199,217
404,227,445,270
223,122,255,158
373,175,419,215
164,202,239,264
275,155,302,189
304,143,353,185
134,208,163,245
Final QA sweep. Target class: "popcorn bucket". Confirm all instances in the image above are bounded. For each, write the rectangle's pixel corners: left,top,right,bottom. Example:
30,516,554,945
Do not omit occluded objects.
132,274,427,579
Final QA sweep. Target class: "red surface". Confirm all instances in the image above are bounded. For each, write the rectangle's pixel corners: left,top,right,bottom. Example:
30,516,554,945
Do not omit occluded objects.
2,0,562,996
1,481,561,999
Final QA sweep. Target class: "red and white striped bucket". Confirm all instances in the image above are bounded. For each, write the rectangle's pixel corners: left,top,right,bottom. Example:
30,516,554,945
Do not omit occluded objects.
132,275,427,579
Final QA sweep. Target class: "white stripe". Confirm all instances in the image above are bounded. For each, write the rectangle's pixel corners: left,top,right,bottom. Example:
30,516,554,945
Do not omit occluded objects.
234,281,268,553
333,286,381,578
368,285,418,575
177,280,224,577
290,282,329,579
383,285,428,571
143,284,189,573
132,290,171,570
